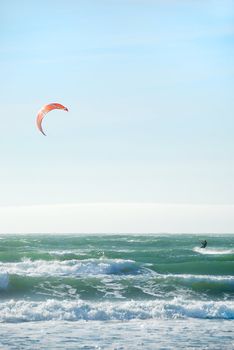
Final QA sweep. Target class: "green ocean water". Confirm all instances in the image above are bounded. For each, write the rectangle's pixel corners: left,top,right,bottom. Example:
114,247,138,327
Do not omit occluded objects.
0,234,234,349
0,234,233,323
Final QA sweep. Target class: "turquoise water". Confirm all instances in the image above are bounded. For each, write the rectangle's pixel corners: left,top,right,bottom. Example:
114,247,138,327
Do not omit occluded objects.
0,234,233,349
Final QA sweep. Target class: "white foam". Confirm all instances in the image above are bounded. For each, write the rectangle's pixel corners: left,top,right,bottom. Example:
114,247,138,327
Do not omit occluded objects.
49,250,87,256
0,258,139,277
157,273,234,284
193,247,234,255
0,298,233,323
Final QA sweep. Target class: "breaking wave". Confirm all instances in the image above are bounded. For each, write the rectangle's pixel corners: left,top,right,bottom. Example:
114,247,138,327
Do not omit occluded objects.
0,298,233,323
0,258,143,277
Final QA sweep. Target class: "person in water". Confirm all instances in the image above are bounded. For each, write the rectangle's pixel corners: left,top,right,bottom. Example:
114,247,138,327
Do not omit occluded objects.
200,240,207,248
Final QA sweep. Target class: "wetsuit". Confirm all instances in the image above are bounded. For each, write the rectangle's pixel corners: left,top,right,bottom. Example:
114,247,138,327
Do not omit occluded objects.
201,240,207,248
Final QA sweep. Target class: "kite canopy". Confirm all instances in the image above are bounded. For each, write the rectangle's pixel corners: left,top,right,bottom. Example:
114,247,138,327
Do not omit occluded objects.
36,103,68,136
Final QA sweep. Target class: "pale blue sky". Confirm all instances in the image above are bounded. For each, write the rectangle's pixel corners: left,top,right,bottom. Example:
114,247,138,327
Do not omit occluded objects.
0,1,234,232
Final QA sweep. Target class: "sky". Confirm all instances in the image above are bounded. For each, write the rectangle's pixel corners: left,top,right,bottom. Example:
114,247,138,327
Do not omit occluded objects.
0,0,234,233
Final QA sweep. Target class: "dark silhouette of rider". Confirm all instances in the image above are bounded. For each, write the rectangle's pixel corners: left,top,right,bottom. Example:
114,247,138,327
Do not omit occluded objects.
200,240,207,248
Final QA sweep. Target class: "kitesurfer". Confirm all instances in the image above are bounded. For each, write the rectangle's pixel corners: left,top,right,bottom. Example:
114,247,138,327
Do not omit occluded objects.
200,240,207,248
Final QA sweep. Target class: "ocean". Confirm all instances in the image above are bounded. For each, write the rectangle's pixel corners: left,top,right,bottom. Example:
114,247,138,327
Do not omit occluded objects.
0,234,233,349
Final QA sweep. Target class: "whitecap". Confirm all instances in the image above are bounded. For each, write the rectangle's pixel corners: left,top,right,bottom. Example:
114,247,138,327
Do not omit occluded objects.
0,298,233,323
157,273,234,284
193,247,234,255
0,258,141,277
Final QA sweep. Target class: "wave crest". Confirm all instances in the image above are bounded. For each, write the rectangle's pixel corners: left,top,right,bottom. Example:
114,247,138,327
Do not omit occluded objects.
0,258,141,277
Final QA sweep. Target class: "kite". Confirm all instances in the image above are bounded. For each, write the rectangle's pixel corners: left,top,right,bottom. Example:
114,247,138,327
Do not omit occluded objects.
36,103,68,135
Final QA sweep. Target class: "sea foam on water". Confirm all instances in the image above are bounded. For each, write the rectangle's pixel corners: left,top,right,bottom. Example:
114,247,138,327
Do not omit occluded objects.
0,298,233,323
